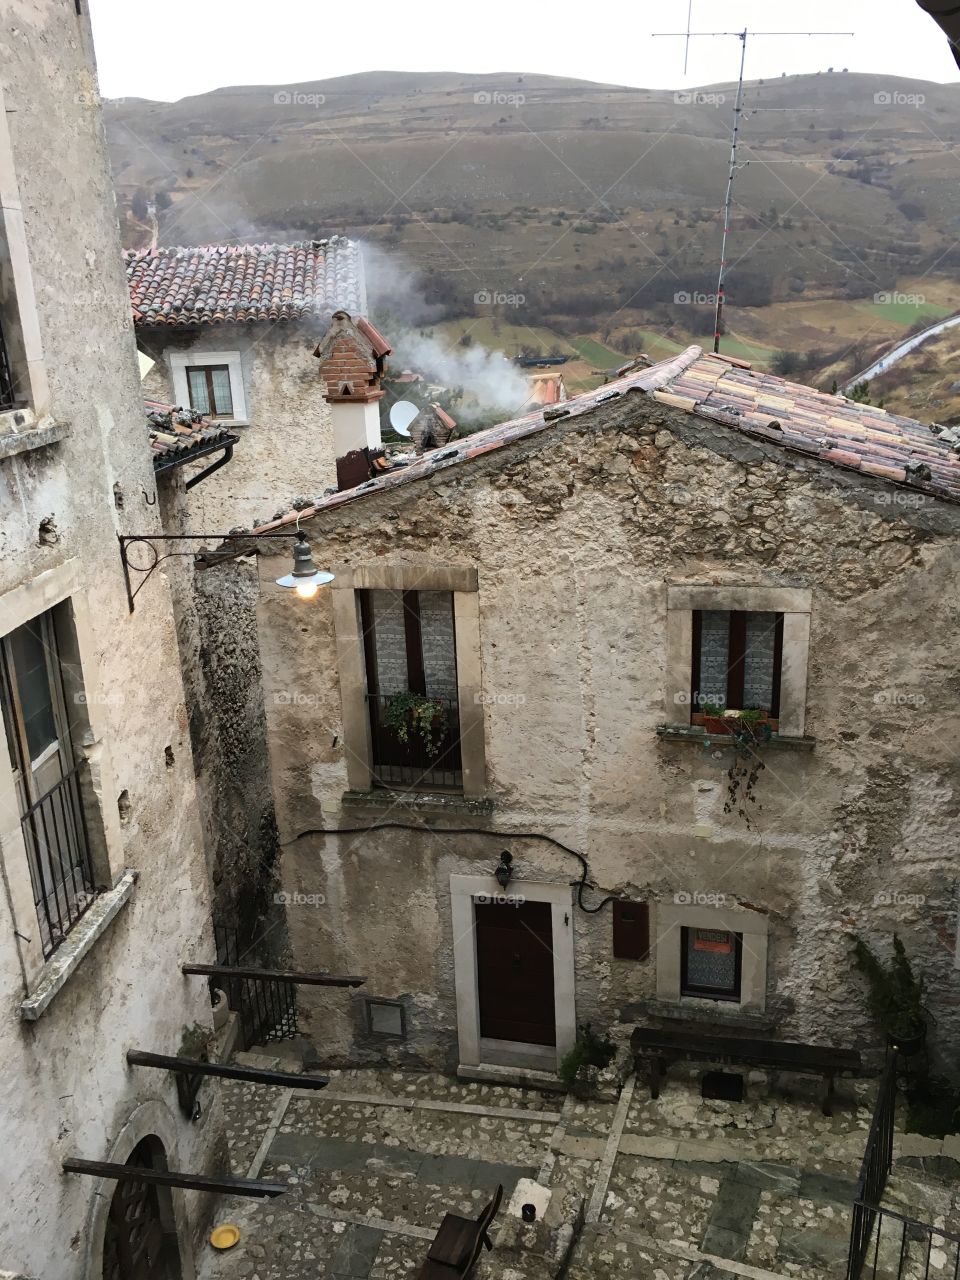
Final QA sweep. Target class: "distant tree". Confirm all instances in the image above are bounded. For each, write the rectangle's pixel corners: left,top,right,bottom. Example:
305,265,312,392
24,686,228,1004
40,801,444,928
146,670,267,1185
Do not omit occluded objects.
155,189,172,211
131,188,148,220
185,167,194,179
772,350,802,376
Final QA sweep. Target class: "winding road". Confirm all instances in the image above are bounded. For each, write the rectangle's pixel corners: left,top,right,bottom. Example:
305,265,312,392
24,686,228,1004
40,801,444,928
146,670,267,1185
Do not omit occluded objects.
844,310,960,392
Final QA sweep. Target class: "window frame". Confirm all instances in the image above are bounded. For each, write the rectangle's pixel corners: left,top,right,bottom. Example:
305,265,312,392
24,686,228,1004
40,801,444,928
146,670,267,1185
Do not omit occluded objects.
185,363,234,418
326,563,486,798
358,586,463,792
169,350,247,424
690,608,784,726
664,585,812,738
0,81,52,432
679,926,744,1002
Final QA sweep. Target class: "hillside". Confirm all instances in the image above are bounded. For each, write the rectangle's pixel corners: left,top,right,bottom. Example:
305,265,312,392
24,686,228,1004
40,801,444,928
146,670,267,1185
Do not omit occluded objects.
105,68,960,386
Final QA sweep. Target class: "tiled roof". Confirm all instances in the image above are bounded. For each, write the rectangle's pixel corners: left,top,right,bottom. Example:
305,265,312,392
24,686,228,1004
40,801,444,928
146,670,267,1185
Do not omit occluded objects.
657,351,960,501
251,346,960,531
146,400,237,472
252,349,700,530
125,237,364,327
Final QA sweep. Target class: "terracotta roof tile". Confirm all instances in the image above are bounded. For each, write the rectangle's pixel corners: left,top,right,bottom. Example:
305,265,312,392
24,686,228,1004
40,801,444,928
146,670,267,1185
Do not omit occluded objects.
145,400,237,472
249,345,960,532
125,238,364,327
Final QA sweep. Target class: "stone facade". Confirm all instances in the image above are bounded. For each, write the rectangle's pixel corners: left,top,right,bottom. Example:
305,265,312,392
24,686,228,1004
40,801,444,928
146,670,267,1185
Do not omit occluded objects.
252,388,960,1078
140,320,336,530
0,6,224,1275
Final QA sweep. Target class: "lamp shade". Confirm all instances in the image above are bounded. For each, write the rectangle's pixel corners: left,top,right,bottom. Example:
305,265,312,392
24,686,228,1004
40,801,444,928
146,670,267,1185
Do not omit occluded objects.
276,535,335,597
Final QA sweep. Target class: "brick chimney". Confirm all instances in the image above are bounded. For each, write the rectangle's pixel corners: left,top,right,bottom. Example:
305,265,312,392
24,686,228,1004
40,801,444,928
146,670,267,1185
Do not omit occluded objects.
314,311,392,489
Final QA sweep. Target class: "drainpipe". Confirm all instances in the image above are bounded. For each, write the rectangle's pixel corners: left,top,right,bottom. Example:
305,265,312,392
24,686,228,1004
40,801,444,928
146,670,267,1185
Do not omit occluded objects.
185,441,235,490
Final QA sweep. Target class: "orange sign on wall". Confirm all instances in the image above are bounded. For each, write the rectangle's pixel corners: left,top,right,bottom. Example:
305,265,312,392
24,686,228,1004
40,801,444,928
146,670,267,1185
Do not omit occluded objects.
693,929,733,954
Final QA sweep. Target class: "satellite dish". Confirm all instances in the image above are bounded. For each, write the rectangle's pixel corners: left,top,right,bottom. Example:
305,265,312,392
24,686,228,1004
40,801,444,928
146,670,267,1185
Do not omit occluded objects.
390,400,419,437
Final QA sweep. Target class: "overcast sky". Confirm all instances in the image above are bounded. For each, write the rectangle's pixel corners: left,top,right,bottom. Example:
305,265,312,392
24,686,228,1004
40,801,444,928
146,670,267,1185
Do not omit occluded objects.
88,0,958,103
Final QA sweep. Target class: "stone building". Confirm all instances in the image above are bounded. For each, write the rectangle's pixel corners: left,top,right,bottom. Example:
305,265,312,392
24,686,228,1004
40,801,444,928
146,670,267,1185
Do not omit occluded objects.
127,238,366,529
250,345,960,1080
0,5,229,1275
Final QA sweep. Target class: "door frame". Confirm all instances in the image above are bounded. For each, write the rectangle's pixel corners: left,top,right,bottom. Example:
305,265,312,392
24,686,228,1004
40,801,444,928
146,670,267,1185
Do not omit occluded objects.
451,873,576,1071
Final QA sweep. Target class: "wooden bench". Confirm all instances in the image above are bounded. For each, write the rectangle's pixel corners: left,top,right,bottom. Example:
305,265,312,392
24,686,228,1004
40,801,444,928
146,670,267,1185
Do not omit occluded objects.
631,1026,862,1116
414,1184,503,1279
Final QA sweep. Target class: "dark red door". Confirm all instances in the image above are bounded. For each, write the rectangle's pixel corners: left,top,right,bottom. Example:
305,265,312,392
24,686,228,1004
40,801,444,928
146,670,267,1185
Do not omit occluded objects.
475,899,556,1045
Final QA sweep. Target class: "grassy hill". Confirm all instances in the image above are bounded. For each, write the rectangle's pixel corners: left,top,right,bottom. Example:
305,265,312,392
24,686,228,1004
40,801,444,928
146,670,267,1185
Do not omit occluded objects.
105,68,960,382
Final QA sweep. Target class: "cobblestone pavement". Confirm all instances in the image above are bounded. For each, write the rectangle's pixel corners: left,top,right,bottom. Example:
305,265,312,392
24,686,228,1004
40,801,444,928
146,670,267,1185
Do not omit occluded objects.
197,1058,954,1280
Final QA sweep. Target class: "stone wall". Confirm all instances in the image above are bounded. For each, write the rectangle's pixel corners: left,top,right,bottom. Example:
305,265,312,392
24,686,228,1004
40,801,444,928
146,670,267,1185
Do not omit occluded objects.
253,388,960,1075
0,8,224,1275
140,320,336,531
157,477,281,956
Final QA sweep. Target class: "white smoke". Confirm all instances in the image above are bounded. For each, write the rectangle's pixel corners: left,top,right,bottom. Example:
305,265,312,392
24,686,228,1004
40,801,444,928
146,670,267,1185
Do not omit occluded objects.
396,331,531,422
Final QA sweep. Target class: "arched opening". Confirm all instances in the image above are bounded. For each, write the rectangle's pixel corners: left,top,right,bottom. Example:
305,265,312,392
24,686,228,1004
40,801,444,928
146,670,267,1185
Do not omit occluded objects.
102,1135,184,1280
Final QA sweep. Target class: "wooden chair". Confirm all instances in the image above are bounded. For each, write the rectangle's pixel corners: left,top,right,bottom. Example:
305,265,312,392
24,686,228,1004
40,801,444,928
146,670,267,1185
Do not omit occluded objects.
414,1184,503,1278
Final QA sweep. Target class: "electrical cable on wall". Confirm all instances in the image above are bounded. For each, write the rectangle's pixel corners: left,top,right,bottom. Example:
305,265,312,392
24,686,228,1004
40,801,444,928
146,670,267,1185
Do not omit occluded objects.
283,823,622,914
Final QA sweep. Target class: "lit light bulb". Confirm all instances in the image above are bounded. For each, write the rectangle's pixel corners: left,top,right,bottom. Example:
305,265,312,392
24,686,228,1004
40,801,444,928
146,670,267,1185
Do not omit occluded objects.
295,581,319,600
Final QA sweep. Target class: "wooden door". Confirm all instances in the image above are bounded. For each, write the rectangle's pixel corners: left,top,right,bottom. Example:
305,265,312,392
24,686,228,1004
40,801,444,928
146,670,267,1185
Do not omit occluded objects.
475,899,556,1046
102,1140,181,1280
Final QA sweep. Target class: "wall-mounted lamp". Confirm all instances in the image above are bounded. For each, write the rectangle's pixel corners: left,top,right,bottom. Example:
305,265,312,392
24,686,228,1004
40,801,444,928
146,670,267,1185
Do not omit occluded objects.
494,851,513,890
274,534,335,599
117,528,333,612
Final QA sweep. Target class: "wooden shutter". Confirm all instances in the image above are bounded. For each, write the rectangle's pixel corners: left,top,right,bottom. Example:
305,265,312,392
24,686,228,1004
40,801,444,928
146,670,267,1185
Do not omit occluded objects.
612,900,649,960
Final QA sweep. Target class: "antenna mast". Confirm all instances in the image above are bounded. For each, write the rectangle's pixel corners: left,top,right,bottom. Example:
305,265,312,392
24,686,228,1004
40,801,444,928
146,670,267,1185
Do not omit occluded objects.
653,13,854,354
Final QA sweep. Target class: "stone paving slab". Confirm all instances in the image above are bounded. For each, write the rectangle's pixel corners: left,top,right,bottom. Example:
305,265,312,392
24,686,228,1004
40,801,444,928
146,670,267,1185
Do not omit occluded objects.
202,1063,946,1280
281,1095,551,1166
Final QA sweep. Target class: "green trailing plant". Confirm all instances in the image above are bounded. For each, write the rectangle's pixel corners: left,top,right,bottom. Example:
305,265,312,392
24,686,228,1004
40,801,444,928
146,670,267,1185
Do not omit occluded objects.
701,707,771,827
853,933,926,1045
382,690,447,757
559,1023,616,1092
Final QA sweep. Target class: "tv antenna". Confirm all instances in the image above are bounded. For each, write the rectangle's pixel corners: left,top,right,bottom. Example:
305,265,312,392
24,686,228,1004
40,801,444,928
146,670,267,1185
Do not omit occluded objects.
653,17,854,353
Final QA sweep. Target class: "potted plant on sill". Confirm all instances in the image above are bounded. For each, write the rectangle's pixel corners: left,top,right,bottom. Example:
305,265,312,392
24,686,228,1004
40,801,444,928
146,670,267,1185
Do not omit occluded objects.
382,690,447,758
854,933,927,1056
701,701,729,735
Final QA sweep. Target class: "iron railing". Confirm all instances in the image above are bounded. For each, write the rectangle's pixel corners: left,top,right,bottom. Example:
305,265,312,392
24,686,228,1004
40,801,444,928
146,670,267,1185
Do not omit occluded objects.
211,922,297,1050
850,1202,960,1280
0,315,16,411
367,693,463,790
20,761,97,958
847,1052,899,1280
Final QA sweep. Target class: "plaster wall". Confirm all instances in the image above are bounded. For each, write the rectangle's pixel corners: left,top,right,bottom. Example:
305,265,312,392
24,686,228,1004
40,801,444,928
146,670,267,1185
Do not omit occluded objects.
254,390,960,1073
140,321,335,531
0,7,224,1274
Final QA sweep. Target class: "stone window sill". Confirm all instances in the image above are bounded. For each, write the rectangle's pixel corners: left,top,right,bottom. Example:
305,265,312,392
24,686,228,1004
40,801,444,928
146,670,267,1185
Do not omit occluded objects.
656,725,815,752
20,870,137,1021
0,410,69,460
620,997,779,1034
341,789,495,817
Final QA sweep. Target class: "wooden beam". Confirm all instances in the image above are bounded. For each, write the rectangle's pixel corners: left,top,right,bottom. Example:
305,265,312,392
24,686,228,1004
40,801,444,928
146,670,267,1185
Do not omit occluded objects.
126,1049,329,1089
62,1158,286,1198
181,963,366,988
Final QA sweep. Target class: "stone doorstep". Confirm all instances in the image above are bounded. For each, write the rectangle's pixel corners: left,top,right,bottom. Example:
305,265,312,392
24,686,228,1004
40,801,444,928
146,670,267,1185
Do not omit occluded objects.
294,1087,562,1125
457,1062,565,1092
